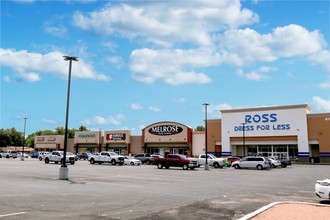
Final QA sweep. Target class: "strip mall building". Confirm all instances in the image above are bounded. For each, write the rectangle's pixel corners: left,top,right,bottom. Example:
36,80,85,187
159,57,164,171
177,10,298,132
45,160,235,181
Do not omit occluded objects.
34,104,330,163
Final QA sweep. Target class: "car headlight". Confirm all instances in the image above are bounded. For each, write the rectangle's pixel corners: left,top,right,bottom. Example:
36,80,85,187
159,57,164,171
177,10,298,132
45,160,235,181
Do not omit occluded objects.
317,181,330,186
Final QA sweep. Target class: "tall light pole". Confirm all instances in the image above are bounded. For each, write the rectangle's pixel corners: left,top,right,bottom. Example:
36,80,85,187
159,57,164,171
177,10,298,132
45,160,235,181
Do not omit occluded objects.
59,55,78,180
21,117,28,161
203,103,209,170
241,122,246,157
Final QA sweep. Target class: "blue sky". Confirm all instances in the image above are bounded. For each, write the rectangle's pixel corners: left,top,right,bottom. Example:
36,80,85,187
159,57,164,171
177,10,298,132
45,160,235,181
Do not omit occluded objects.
1,0,329,136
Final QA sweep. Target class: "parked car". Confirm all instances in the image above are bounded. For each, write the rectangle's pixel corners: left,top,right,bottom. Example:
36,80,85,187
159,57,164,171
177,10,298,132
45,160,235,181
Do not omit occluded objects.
31,152,40,159
134,153,152,165
269,156,291,168
150,155,164,164
0,150,18,159
124,156,142,166
44,151,76,165
39,151,51,161
225,156,240,167
67,152,78,161
315,178,330,199
197,154,225,168
89,151,125,165
232,156,270,170
153,154,198,170
78,152,90,160
17,152,29,159
267,157,282,168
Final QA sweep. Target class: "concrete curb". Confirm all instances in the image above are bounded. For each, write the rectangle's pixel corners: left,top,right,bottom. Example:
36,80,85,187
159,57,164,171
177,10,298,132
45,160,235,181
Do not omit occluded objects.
238,201,330,220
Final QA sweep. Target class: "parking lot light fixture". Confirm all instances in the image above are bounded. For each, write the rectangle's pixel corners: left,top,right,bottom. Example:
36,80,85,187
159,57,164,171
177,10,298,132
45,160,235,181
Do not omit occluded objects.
21,117,28,161
59,56,78,180
203,103,209,171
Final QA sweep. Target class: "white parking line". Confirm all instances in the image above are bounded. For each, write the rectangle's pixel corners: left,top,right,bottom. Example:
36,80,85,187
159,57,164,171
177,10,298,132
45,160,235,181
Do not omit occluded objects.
0,212,26,218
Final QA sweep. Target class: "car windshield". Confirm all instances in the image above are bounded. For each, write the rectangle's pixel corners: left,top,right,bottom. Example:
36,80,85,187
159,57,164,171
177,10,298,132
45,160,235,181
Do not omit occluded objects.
209,155,217,159
109,152,118,156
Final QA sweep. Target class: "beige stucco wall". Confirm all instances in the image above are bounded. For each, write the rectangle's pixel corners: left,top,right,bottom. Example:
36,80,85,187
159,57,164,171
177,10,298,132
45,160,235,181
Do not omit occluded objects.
130,136,143,155
103,130,131,144
143,122,189,143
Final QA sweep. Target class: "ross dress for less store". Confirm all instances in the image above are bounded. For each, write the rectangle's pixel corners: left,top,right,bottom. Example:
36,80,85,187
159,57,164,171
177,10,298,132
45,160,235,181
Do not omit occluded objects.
34,104,330,163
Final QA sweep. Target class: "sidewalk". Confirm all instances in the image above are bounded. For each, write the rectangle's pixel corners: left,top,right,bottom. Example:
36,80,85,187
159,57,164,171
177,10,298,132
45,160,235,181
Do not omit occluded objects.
239,201,330,220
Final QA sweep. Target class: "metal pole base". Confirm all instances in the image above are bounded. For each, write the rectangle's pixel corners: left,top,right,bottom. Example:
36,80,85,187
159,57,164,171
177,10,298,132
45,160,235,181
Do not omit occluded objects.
204,164,210,170
59,167,69,180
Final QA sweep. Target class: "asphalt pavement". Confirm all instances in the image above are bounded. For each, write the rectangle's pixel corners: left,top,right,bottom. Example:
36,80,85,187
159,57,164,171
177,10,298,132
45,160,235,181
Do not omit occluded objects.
0,159,329,219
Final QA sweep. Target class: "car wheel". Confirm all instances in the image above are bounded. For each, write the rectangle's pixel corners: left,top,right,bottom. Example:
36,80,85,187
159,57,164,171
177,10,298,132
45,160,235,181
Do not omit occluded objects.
182,164,188,170
130,162,134,166
190,167,195,170
111,160,116,165
256,165,263,170
213,162,219,168
165,166,169,169
157,163,163,169
60,159,63,164
6,155,9,159
39,157,42,161
145,160,151,165
281,163,287,168
234,164,240,169
45,158,49,164
90,158,95,164
55,161,58,164
70,161,75,165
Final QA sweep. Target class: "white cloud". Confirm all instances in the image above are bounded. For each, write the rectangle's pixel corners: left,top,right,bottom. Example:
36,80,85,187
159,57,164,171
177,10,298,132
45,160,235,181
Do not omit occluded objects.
13,0,35,3
174,98,186,104
43,16,68,38
312,96,330,112
219,24,325,65
308,50,330,72
236,68,271,81
2,75,11,82
130,48,215,85
81,114,127,126
42,118,58,124
107,56,124,69
73,0,258,47
130,103,143,110
0,48,110,82
149,106,161,112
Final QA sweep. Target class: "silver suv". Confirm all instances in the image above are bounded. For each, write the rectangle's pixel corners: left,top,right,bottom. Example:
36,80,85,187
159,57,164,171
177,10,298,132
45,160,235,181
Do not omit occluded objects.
0,150,18,159
232,156,270,170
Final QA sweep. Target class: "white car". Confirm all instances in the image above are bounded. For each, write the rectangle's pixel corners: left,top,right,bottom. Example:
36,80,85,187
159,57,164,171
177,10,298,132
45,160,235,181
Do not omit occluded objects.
17,152,29,159
124,156,142,166
268,158,281,168
315,178,330,199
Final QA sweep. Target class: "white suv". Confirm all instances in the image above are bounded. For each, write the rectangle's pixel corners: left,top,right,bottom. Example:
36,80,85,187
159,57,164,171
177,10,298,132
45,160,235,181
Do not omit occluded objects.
0,150,18,159
232,156,270,170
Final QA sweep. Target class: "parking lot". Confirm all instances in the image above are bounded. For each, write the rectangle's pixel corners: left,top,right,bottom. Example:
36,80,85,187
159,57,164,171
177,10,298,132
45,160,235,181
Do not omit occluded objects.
0,159,329,220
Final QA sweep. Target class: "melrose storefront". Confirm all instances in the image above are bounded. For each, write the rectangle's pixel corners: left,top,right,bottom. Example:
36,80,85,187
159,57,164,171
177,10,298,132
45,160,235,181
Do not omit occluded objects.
141,122,193,156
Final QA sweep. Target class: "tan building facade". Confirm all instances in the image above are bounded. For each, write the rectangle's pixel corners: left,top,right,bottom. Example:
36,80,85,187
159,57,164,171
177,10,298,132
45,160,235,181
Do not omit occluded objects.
204,104,330,163
34,104,330,163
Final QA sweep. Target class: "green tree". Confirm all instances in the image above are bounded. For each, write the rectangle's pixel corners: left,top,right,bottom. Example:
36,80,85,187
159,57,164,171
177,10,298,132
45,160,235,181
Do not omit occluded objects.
0,128,23,147
195,126,205,131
